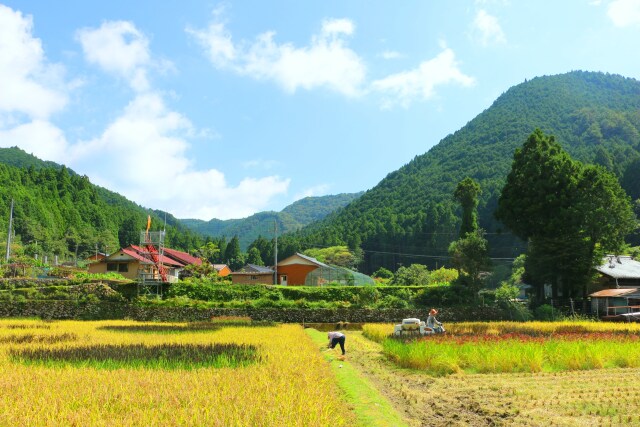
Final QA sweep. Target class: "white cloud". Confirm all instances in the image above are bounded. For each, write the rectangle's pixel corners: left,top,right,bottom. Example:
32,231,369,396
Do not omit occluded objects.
321,18,354,36
68,91,289,220
0,120,69,162
608,0,640,27
0,4,68,120
470,9,506,46
243,159,281,170
379,50,403,60
188,17,366,96
76,21,152,91
371,48,475,109
294,184,330,200
186,21,236,68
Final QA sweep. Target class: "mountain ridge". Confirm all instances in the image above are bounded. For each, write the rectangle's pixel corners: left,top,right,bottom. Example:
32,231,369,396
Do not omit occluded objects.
291,71,640,273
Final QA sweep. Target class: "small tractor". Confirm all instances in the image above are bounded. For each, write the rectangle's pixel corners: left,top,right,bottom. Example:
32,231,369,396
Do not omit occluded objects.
393,318,436,337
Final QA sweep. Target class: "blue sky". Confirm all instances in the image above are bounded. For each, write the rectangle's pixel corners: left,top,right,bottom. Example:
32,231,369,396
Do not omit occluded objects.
1,1,639,220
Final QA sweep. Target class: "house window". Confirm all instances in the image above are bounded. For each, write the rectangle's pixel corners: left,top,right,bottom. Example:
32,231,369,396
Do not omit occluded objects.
251,275,258,280
118,263,128,273
107,263,118,272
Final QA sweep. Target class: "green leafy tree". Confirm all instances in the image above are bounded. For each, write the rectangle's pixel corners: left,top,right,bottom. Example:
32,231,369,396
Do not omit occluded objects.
391,264,430,286
303,246,359,269
454,177,481,237
372,267,393,279
247,247,264,266
224,236,245,270
448,229,491,293
196,242,220,263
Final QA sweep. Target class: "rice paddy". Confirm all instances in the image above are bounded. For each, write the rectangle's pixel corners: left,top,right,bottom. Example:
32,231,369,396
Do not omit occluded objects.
364,321,640,376
0,319,354,426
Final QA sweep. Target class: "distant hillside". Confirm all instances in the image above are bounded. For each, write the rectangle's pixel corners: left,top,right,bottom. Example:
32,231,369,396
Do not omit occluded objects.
180,192,363,250
0,146,66,171
0,148,204,260
293,71,640,273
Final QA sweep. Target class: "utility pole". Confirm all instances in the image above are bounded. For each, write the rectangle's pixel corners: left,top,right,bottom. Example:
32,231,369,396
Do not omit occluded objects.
274,220,278,285
5,199,13,263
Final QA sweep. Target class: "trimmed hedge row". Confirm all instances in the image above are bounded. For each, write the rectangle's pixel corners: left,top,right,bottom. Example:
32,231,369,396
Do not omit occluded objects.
0,301,509,322
166,283,472,308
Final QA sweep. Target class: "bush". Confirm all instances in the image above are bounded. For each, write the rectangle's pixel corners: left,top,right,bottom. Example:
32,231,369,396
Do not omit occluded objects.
534,304,559,321
376,295,409,309
372,267,393,279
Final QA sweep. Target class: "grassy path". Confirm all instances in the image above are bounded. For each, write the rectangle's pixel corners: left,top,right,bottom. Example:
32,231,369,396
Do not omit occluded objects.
305,329,409,427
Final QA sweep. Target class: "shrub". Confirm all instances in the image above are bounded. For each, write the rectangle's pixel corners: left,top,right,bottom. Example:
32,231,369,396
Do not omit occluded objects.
376,295,409,309
372,267,393,279
534,304,559,321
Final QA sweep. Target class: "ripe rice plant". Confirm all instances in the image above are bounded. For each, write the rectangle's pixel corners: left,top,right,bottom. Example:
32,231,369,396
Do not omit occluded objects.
368,321,640,375
0,319,354,426
11,342,259,370
0,333,77,344
98,319,275,334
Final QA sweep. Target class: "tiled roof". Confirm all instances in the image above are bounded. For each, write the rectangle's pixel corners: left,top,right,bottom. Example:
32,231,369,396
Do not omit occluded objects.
233,264,275,274
117,246,185,267
164,247,202,266
277,252,328,268
596,256,640,280
589,288,639,297
213,264,229,271
121,247,153,264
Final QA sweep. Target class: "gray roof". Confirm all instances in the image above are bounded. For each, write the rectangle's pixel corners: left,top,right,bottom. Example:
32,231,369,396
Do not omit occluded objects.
293,252,329,267
596,256,640,280
234,264,274,274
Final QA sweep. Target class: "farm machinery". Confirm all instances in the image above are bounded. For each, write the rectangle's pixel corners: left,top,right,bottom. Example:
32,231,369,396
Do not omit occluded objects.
392,318,444,337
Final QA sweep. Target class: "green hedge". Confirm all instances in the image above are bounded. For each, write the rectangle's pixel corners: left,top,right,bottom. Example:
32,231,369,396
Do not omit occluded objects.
166,283,472,308
0,301,509,322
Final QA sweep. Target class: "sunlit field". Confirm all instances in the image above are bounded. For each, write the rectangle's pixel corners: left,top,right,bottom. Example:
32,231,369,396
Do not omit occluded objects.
364,321,640,376
0,319,353,426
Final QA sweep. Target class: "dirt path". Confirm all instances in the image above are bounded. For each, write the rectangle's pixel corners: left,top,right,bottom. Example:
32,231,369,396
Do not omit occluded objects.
345,332,517,427
344,331,640,426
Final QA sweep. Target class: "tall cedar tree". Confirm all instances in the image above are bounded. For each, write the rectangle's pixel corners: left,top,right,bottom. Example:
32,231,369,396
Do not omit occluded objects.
496,129,636,300
454,177,481,237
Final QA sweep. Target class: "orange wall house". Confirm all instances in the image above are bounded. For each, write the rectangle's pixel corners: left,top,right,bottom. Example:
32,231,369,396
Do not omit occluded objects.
214,264,232,277
276,253,327,286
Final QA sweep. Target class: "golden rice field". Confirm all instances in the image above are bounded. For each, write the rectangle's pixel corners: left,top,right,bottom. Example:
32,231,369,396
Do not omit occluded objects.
363,321,640,376
0,319,354,426
347,326,640,426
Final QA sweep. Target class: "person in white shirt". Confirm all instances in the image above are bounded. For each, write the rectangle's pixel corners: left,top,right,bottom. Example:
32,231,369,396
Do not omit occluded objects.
327,331,346,355
427,308,444,333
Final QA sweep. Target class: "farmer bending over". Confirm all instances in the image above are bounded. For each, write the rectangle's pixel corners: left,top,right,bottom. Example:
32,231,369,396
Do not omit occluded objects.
327,331,346,355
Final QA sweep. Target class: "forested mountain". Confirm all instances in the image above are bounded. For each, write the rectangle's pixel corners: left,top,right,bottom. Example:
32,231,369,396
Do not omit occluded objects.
180,192,363,250
286,71,640,273
0,147,204,261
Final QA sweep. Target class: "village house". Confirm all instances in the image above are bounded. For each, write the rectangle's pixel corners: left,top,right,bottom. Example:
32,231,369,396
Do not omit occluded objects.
589,255,640,319
231,264,275,285
88,245,206,283
275,253,327,286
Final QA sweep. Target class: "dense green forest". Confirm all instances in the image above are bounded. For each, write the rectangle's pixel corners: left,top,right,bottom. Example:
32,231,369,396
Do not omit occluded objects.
179,192,363,250
0,147,204,261
279,71,640,274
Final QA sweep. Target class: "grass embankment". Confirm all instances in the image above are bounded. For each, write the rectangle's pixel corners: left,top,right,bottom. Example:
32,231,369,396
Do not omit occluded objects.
305,328,409,427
